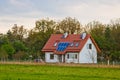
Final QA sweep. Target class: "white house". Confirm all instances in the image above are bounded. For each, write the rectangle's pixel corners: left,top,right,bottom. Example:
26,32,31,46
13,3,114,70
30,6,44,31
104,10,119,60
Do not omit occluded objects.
42,33,101,63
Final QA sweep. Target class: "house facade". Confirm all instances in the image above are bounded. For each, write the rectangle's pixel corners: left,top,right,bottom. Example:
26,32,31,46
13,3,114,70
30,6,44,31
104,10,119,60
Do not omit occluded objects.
42,33,101,63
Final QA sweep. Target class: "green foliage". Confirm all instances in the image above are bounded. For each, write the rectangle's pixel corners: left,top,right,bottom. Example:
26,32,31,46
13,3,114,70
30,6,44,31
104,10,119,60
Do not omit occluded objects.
27,28,53,59
111,51,120,61
1,44,15,56
35,18,56,32
7,24,27,41
0,34,9,46
56,17,82,34
0,48,8,60
87,20,120,61
88,21,106,50
13,40,27,52
0,64,120,80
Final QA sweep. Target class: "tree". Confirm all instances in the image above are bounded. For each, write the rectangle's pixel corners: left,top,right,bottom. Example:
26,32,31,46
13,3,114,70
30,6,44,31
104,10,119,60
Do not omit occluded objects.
56,17,82,34
110,19,120,51
35,18,56,32
26,29,53,59
13,40,27,52
0,47,8,61
25,19,55,59
86,21,106,50
109,19,120,61
7,24,27,41
1,44,15,57
0,34,9,47
1,44,15,59
86,20,120,63
104,26,113,65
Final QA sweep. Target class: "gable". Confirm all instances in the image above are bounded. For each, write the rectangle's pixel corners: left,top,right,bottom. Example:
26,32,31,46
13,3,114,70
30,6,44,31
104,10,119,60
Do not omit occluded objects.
79,38,98,63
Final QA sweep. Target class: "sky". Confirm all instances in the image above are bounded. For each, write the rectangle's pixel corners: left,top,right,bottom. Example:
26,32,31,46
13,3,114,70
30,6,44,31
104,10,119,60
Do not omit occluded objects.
0,0,120,33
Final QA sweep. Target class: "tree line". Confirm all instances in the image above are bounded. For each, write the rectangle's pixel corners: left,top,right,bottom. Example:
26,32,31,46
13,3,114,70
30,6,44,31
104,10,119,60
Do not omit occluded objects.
0,17,120,63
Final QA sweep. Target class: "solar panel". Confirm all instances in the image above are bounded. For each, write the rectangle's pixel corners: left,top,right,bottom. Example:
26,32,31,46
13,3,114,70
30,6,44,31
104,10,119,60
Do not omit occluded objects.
56,42,69,51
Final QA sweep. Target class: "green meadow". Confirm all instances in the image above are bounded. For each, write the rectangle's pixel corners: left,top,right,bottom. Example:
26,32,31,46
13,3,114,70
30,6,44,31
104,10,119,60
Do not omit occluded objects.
0,64,120,80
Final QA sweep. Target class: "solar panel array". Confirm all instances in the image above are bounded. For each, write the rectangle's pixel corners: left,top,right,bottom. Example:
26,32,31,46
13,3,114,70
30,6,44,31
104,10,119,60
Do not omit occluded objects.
56,42,69,51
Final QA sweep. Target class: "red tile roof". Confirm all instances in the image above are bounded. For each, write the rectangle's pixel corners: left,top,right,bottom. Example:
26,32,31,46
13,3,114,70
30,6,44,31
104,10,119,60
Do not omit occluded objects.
42,34,101,54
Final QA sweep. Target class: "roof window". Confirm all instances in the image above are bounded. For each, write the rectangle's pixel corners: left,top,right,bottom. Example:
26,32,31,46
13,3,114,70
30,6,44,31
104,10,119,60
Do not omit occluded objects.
70,43,74,47
75,42,79,47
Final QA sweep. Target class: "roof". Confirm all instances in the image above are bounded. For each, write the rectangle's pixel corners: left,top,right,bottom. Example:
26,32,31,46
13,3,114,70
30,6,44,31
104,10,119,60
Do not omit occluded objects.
42,34,101,54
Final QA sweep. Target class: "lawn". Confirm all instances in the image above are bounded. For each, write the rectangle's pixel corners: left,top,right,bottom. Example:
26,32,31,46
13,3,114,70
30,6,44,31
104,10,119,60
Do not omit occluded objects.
0,63,120,80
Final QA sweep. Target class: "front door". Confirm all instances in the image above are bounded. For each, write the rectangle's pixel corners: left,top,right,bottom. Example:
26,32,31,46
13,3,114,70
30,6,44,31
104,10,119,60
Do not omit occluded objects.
58,55,62,62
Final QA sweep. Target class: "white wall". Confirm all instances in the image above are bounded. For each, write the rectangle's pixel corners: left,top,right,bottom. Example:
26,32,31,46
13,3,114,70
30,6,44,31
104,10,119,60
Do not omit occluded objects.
79,38,97,63
65,53,79,63
45,52,59,63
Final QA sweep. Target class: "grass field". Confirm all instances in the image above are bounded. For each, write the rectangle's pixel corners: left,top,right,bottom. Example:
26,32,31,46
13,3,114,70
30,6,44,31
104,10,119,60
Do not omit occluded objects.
0,63,120,80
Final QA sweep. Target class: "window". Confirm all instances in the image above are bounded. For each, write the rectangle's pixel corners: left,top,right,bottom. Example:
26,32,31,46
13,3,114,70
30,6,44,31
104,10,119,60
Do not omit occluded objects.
50,54,54,59
75,42,79,47
75,54,77,59
67,54,78,59
70,43,74,47
89,44,92,49
67,54,69,59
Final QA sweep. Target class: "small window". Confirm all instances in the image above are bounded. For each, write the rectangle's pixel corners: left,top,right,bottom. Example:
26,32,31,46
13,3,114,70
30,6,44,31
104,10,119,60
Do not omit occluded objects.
67,54,69,59
75,42,79,47
70,43,74,47
75,54,77,59
89,44,92,49
50,54,54,59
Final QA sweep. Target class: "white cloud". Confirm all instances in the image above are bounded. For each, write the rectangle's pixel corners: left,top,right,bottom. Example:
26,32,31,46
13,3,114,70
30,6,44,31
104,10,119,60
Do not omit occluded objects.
59,1,120,24
0,11,62,33
8,0,34,10
9,0,26,6
0,16,36,33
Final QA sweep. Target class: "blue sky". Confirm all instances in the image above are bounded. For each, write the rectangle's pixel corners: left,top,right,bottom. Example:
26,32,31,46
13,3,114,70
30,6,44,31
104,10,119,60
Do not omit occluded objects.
0,0,120,33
